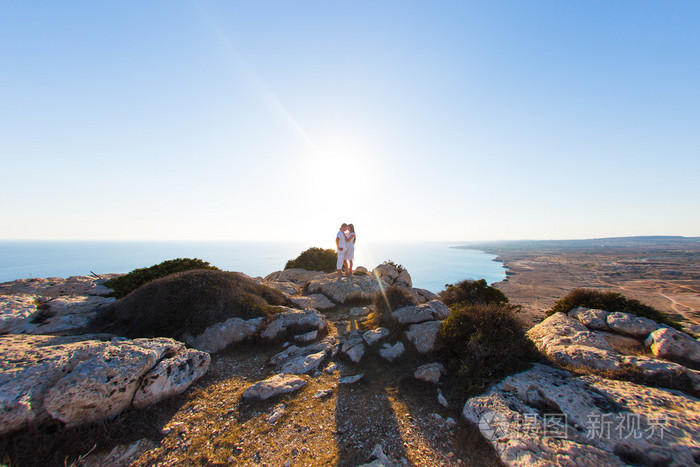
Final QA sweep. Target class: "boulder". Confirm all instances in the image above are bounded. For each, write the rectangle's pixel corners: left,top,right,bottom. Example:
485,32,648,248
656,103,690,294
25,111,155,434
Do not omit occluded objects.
606,312,659,338
264,269,325,285
280,351,327,375
405,320,442,353
264,281,301,296
0,334,209,433
379,342,404,362
349,306,372,317
414,363,446,384
269,335,337,374
0,294,40,334
568,307,610,330
184,317,264,353
406,288,437,304
305,275,389,305
242,374,307,400
372,264,412,288
261,307,327,340
288,294,335,311
362,327,390,346
0,274,121,298
463,363,700,466
341,331,365,363
645,328,700,365
392,300,449,325
294,330,318,343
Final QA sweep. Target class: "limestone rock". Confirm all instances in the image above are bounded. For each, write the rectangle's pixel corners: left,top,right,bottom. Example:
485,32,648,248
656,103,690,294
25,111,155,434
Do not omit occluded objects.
264,269,325,285
379,341,404,362
133,348,210,408
0,274,122,298
288,293,335,311
294,330,318,343
261,307,327,340
267,403,286,423
358,444,396,467
463,364,700,466
280,351,327,375
341,331,366,363
437,389,449,408
405,320,442,353
269,335,338,374
242,374,307,400
314,389,333,399
362,327,390,346
185,317,264,353
406,287,437,304
372,264,412,288
349,306,372,317
606,312,659,338
414,363,446,384
0,334,208,433
645,327,700,364
264,281,300,296
305,275,389,305
339,374,364,385
0,294,40,334
392,300,449,325
568,307,610,330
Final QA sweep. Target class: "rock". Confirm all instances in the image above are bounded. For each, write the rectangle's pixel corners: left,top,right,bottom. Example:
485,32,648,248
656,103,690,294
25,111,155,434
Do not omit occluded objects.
362,327,390,346
261,307,327,340
314,389,333,399
0,294,40,334
392,300,449,325
288,294,335,311
349,306,372,317
324,362,338,374
280,351,327,374
414,363,446,384
0,334,208,434
242,374,307,400
645,327,700,364
437,389,449,408
445,417,457,429
406,288,437,304
569,307,610,330
264,269,325,285
185,317,264,353
341,331,365,363
339,374,364,385
606,312,660,338
133,348,210,408
379,341,404,362
267,403,286,423
264,280,301,296
463,363,700,467
0,274,122,298
294,330,318,343
372,264,412,288
358,444,396,467
305,274,389,305
405,320,442,353
596,331,646,356
682,323,700,338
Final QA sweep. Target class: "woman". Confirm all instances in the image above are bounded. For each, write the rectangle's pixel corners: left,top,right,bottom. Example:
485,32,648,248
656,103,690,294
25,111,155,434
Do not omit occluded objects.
344,224,356,275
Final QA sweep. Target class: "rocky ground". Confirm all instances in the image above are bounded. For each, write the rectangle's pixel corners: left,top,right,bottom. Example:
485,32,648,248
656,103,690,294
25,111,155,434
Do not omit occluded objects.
1,252,700,466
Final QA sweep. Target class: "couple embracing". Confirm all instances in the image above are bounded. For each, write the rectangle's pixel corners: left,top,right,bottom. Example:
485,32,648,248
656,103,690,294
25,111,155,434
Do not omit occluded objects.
335,223,357,275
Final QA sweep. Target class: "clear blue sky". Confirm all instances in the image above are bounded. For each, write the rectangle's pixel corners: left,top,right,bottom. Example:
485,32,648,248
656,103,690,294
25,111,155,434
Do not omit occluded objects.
1,1,699,243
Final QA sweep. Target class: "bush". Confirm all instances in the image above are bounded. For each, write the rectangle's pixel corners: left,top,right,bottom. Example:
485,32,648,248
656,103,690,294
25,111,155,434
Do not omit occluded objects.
438,279,509,307
285,247,338,273
380,260,405,272
94,269,287,338
105,258,218,299
548,288,681,329
437,303,537,394
370,285,417,329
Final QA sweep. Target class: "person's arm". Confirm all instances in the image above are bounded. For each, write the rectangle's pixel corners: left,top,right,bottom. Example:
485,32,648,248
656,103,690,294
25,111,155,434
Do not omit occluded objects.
336,236,342,250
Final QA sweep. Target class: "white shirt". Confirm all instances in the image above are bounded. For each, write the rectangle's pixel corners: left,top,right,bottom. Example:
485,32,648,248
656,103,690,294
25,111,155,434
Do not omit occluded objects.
336,230,346,250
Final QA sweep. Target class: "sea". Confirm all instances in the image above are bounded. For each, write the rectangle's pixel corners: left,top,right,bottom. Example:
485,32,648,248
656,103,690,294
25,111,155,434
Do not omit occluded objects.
0,241,506,293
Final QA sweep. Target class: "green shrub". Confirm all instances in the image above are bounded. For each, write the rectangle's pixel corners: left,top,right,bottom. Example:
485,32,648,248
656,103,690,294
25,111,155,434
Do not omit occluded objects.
285,247,338,272
438,279,509,307
105,258,218,299
437,303,537,394
370,285,417,329
380,260,405,272
548,288,681,329
94,269,287,338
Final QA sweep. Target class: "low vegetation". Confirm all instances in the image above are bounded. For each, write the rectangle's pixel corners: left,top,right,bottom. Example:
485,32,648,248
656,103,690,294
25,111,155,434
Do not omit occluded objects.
438,279,509,307
380,260,405,272
437,303,537,394
285,247,337,273
94,269,286,338
369,285,417,330
105,258,219,299
548,288,681,329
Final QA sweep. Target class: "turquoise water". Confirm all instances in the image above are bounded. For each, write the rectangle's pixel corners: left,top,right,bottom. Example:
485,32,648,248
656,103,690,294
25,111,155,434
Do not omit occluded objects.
0,241,506,293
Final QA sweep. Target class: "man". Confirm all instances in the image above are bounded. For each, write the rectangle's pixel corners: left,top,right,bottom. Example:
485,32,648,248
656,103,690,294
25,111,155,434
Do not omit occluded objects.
336,223,348,275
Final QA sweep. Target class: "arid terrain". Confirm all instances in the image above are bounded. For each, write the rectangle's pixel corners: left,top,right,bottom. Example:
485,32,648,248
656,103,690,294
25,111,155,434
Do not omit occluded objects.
457,236,700,329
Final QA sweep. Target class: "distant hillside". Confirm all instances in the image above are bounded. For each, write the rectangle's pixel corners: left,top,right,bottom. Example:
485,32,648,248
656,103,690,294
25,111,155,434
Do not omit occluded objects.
455,236,700,253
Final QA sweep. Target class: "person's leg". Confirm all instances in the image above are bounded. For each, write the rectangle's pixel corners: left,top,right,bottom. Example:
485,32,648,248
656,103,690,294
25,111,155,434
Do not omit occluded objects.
349,259,354,275
337,250,344,274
